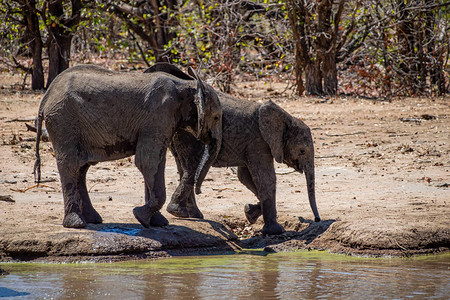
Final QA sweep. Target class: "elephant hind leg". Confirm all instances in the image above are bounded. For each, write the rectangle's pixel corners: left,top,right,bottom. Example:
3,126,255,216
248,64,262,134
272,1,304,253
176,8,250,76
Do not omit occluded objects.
78,164,102,224
167,181,204,219
57,159,86,228
237,166,262,224
167,151,203,219
167,169,191,218
186,192,203,219
167,191,190,218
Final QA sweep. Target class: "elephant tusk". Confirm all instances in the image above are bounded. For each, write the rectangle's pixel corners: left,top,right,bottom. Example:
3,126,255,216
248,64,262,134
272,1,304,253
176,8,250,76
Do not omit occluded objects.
195,145,210,184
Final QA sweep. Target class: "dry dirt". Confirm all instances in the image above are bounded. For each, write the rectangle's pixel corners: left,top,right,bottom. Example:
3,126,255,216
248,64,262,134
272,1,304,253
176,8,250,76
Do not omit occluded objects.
0,72,449,262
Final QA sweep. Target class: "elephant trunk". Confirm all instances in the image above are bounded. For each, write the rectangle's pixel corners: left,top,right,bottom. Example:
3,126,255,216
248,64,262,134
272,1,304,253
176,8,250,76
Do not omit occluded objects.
194,134,221,194
305,161,320,222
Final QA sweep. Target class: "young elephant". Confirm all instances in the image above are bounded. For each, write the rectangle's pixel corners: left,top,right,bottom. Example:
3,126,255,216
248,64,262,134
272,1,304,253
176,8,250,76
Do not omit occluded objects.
34,64,222,229
145,63,320,235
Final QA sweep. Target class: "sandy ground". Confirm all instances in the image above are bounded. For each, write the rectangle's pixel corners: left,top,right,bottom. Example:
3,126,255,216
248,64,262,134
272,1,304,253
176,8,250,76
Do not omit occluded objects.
0,73,449,262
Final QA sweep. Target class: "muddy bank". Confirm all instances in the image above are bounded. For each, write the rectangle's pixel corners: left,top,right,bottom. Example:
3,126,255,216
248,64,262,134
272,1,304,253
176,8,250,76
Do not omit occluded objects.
0,210,448,262
1,81,449,262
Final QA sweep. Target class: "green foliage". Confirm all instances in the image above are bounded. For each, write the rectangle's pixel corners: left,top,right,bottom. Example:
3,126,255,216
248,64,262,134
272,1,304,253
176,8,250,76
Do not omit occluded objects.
167,0,292,92
0,0,447,95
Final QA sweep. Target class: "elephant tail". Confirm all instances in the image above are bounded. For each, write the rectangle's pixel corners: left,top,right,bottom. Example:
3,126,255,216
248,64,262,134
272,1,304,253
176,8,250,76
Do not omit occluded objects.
33,112,43,185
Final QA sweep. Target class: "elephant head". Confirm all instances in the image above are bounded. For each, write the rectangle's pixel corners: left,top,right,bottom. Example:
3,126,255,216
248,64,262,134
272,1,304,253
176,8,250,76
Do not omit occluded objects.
144,63,222,194
258,101,320,222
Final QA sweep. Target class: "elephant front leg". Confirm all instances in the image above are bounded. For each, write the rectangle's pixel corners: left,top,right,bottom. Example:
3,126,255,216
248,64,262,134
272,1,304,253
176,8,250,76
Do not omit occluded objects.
237,166,262,224
248,158,284,235
147,163,169,226
133,145,168,228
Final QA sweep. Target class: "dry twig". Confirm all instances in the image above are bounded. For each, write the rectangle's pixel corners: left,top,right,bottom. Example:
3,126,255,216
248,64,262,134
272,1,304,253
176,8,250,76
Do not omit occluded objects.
11,184,56,193
325,131,365,137
212,187,242,192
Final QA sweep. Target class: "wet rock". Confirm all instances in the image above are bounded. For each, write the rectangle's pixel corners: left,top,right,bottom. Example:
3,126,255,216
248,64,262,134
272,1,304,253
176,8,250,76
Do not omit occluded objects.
0,268,9,275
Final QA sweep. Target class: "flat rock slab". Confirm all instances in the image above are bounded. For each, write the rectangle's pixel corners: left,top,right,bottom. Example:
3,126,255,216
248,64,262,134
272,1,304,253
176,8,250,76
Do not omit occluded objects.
0,211,240,262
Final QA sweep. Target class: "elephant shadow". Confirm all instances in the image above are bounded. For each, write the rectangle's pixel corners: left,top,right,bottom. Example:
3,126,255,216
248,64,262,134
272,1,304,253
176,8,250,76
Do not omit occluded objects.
293,218,336,244
85,219,238,255
83,217,335,255
239,218,336,250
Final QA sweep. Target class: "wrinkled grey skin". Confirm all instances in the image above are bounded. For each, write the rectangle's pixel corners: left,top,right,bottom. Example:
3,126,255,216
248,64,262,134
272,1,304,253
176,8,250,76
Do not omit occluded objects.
34,64,222,229
145,63,320,235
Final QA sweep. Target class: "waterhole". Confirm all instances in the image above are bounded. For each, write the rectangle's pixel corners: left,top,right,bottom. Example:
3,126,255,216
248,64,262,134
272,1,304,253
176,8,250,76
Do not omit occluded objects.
0,251,448,299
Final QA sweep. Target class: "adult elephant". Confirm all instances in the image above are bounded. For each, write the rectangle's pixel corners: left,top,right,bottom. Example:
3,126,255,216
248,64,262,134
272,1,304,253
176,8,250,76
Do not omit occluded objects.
34,64,222,229
145,63,320,235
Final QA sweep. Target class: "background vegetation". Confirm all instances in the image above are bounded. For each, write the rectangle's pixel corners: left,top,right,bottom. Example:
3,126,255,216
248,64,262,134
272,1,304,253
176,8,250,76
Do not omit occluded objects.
1,0,449,98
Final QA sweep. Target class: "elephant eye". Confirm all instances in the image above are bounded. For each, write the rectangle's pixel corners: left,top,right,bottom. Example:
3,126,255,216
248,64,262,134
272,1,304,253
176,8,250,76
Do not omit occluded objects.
214,115,220,121
299,149,306,155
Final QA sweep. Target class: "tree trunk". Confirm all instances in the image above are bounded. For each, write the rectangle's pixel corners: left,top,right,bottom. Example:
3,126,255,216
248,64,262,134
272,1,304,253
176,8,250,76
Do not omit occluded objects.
47,35,72,88
24,0,44,90
424,0,445,95
322,51,337,95
396,0,417,92
287,0,308,96
45,0,82,88
305,61,323,95
293,58,305,96
31,38,44,90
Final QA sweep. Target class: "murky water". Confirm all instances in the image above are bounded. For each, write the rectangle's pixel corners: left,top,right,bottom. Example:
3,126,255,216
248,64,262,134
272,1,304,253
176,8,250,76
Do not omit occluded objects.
1,251,449,299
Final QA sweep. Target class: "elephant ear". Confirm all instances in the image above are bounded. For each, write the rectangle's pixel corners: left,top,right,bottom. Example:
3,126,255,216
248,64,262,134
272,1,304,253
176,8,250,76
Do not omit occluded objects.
188,67,206,139
143,62,194,81
258,101,287,163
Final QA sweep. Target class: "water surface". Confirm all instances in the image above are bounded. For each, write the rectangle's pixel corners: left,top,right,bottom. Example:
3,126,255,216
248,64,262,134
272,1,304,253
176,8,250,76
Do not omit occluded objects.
1,251,449,299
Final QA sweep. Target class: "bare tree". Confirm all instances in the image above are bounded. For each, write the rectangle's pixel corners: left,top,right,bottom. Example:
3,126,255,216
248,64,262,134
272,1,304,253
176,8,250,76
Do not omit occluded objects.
287,0,371,96
170,0,288,93
0,0,86,89
106,0,182,64
44,0,84,88
361,0,449,96
1,0,44,89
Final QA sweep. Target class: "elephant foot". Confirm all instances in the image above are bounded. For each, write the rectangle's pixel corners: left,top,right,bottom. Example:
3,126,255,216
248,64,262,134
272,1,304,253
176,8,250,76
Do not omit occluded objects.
150,212,169,226
244,204,262,224
261,222,285,235
63,212,86,228
188,208,204,219
167,202,190,218
83,209,103,224
133,205,153,228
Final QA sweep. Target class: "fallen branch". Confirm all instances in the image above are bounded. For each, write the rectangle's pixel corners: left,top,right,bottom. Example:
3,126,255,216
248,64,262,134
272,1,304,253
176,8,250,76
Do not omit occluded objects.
39,178,57,183
11,184,56,193
325,131,365,137
212,187,242,192
276,169,296,175
25,123,50,142
392,238,408,251
400,117,421,124
388,133,409,137
316,155,341,159
0,195,15,203
6,117,35,123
